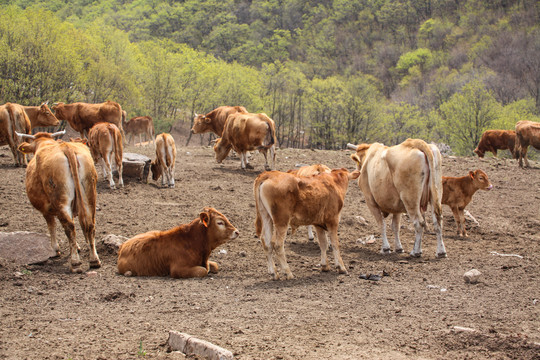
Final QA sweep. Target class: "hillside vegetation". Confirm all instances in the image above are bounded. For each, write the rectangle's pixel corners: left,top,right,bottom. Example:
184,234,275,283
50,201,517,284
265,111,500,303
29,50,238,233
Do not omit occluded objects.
1,0,539,153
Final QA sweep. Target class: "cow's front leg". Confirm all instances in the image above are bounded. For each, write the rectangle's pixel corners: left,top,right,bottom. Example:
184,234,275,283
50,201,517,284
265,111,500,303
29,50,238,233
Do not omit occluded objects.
328,225,347,274
207,260,219,273
170,265,208,278
315,226,330,271
391,213,404,253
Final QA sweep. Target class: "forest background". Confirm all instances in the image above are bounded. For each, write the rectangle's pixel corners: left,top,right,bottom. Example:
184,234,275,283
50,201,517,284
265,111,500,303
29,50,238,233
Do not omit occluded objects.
0,0,539,154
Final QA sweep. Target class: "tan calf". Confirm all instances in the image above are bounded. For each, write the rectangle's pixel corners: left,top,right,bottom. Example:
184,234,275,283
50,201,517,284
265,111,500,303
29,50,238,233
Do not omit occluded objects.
123,115,155,146
87,122,124,189
17,131,100,273
118,207,239,278
254,168,360,280
151,133,176,187
442,170,492,237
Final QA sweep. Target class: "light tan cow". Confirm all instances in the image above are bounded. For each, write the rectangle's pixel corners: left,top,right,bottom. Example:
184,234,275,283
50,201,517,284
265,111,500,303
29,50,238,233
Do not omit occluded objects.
191,106,248,136
123,115,155,146
87,122,124,189
515,120,540,168
348,139,446,258
254,168,360,280
214,112,277,170
150,133,176,187
0,103,31,166
17,131,100,273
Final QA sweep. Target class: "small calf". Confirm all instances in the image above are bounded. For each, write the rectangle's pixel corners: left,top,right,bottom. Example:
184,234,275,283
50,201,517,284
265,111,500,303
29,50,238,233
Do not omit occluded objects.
442,170,492,237
151,133,176,187
117,207,239,278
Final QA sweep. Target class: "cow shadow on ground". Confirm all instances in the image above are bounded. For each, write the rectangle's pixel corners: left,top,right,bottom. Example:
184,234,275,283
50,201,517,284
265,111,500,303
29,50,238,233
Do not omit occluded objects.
212,166,263,179
346,245,446,264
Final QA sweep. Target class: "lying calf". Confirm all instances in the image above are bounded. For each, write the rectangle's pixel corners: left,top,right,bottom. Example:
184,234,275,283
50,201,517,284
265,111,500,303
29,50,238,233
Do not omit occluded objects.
442,169,492,237
118,207,239,278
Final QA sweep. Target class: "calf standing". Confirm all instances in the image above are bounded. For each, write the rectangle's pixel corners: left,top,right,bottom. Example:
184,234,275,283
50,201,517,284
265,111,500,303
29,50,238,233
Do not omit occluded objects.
117,207,239,278
87,122,124,189
442,170,492,237
17,131,100,273
254,168,359,280
150,133,176,187
123,115,155,146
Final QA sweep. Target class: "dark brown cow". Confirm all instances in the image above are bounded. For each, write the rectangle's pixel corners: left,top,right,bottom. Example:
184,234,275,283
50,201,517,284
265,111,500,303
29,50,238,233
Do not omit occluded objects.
442,170,492,237
87,122,124,189
117,207,239,278
473,130,516,158
0,103,31,166
52,101,125,139
515,120,540,168
254,168,359,280
150,133,176,187
214,112,277,170
22,103,60,129
17,131,100,273
122,115,155,146
191,106,248,136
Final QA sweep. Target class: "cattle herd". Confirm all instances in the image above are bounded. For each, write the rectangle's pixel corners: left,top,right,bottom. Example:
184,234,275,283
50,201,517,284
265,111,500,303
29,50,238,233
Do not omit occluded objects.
0,101,539,281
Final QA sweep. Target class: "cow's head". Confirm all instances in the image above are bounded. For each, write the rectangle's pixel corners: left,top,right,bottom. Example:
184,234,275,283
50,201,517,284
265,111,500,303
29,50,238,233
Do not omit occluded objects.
17,131,65,154
213,138,230,163
37,103,60,127
199,207,239,248
348,143,372,170
150,160,162,181
191,113,210,134
470,169,493,191
51,102,66,119
473,147,484,158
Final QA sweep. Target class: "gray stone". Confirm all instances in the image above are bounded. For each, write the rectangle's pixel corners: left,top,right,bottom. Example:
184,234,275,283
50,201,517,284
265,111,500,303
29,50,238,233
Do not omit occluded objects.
0,231,57,265
100,234,129,251
168,331,234,360
463,269,482,284
122,152,151,181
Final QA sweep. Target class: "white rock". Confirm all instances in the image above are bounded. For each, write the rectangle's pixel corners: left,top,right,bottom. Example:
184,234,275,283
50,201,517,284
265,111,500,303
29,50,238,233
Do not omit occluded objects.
168,331,233,360
463,269,482,284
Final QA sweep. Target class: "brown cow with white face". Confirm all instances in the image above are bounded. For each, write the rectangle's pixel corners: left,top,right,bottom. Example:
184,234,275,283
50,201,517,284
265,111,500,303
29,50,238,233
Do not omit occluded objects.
122,115,155,146
87,122,124,189
515,120,540,168
191,106,248,136
254,168,360,280
214,112,277,170
473,130,516,159
348,139,446,258
22,103,60,130
17,131,100,273
52,101,125,139
117,207,239,278
0,103,31,166
150,133,176,187
442,170,493,237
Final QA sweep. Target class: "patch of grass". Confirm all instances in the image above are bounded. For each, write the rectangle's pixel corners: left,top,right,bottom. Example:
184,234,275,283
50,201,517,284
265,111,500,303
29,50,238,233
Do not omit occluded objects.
21,269,32,275
137,340,147,357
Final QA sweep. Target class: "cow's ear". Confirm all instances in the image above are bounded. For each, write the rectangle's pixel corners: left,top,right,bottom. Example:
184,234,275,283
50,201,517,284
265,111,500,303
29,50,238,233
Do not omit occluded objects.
200,211,210,227
204,117,211,124
469,171,474,179
18,142,32,154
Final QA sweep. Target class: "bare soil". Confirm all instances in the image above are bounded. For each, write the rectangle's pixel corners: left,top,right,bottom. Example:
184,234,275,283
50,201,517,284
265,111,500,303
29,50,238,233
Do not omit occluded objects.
0,134,539,360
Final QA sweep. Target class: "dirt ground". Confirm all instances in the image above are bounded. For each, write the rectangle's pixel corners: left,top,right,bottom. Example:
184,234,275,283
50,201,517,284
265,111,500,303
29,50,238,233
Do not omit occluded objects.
0,133,539,360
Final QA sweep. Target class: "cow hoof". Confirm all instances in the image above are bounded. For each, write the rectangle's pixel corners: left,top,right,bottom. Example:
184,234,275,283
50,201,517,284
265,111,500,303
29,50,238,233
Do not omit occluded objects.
245,164,254,170
70,265,83,274
338,268,348,275
89,260,102,268
410,252,422,258
285,273,294,280
123,271,133,277
272,274,280,281
381,248,392,254
321,265,331,272
169,184,175,188
308,237,315,241
395,248,404,254
436,252,447,258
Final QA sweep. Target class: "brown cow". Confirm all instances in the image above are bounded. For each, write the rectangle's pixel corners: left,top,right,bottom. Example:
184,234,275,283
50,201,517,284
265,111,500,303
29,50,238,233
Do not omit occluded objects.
287,164,331,242
117,207,239,278
52,101,125,139
150,133,176,187
0,103,31,166
191,106,248,136
214,112,277,170
473,130,516,158
348,139,446,258
254,168,360,280
515,120,540,168
17,131,100,273
22,103,60,129
442,170,492,237
87,122,124,189
123,115,155,146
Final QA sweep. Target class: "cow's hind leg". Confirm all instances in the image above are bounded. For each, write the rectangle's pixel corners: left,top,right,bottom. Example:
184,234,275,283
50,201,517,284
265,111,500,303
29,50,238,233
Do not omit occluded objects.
391,213,404,253
273,225,293,280
433,207,447,258
170,265,208,278
79,218,101,268
315,226,330,271
328,225,347,274
44,214,60,256
307,225,315,241
57,212,82,273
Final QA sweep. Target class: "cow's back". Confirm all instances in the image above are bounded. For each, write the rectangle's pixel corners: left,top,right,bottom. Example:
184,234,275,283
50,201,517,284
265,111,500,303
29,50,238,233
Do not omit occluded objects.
516,120,540,147
224,113,270,150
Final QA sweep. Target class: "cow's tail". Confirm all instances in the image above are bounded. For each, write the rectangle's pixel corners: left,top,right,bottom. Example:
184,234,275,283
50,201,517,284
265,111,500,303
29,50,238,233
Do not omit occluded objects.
109,124,123,169
63,145,93,233
253,175,273,242
258,113,276,150
417,141,443,218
